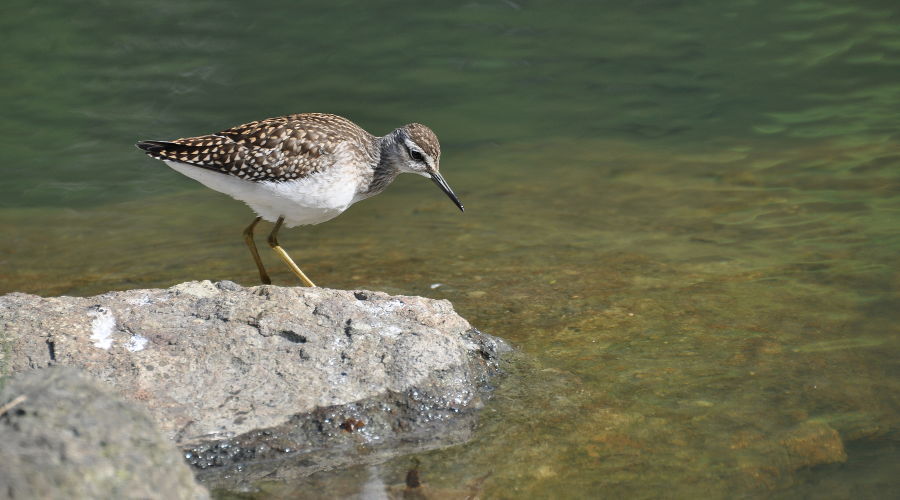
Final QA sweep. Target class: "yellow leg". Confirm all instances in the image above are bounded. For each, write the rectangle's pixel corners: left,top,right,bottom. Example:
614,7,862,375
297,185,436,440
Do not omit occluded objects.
267,216,316,287
243,217,272,285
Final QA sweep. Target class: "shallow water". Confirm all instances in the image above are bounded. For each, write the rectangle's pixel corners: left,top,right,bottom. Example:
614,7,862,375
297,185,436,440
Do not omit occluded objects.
2,0,899,497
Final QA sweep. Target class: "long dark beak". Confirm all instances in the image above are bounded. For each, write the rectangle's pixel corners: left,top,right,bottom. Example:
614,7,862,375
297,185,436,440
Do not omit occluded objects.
429,171,464,212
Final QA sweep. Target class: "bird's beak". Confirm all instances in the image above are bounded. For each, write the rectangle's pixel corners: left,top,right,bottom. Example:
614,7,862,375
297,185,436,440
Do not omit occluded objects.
429,171,464,212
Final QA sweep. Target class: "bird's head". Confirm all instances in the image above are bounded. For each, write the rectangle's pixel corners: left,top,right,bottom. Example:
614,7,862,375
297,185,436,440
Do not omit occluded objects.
384,123,464,212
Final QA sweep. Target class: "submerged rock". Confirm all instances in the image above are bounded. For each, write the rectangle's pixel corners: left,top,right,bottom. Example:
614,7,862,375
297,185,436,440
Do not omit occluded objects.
779,421,847,469
0,281,508,482
733,420,848,491
0,367,209,500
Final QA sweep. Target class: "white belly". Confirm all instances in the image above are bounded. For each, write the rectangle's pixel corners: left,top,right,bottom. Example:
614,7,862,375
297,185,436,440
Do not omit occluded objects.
165,160,360,227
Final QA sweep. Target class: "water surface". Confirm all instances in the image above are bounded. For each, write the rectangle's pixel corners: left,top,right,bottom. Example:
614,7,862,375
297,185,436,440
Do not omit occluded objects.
2,0,899,497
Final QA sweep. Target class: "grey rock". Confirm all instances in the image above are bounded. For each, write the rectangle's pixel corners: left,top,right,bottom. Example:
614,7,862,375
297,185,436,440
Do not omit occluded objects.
0,281,508,482
0,367,209,500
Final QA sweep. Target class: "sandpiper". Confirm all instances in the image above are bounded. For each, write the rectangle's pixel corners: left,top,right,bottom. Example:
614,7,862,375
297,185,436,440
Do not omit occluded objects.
137,113,463,286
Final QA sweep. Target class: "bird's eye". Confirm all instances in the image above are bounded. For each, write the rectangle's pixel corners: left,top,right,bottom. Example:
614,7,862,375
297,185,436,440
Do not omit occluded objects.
409,149,425,162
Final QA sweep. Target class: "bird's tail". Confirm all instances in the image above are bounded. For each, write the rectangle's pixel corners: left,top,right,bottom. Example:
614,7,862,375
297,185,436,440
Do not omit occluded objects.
135,136,238,168
135,140,180,160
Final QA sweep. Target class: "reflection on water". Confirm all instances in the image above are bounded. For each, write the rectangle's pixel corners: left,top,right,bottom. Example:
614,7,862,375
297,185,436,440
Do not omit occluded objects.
2,0,899,497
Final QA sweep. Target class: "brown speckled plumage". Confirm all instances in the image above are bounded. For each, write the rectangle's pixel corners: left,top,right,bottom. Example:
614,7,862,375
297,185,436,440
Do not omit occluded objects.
138,113,379,182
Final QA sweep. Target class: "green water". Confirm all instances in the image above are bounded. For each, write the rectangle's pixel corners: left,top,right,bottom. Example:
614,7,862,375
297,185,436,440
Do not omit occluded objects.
3,0,899,497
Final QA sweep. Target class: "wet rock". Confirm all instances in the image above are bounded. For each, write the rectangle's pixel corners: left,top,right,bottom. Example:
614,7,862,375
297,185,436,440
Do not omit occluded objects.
0,367,208,500
0,281,508,480
192,385,493,487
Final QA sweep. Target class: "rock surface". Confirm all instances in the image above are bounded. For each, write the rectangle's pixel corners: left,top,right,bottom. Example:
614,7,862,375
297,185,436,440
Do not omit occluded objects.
0,281,508,479
0,367,209,500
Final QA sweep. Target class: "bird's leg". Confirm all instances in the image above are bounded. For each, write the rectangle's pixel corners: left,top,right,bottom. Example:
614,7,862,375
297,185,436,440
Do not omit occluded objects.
267,216,317,287
243,217,272,285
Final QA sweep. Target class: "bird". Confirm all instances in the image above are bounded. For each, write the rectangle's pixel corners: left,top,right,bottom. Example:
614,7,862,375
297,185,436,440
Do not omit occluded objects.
136,113,463,287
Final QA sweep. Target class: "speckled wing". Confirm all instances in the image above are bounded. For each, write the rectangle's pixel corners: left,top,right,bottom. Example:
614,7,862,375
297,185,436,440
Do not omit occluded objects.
136,113,374,182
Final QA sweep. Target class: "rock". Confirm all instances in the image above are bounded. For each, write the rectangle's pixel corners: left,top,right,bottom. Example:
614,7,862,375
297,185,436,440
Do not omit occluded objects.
779,421,847,469
0,281,508,481
0,367,209,500
734,420,848,491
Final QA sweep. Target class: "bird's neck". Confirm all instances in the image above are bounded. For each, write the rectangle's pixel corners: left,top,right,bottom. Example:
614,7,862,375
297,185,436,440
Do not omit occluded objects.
366,131,403,196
